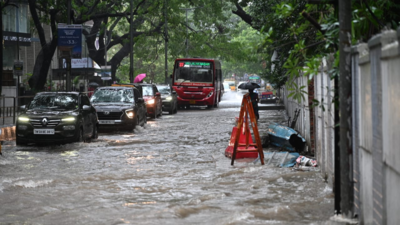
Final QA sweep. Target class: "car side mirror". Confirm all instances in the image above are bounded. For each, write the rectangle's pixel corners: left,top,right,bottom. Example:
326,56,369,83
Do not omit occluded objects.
155,92,161,97
137,98,144,103
83,105,91,111
20,105,26,110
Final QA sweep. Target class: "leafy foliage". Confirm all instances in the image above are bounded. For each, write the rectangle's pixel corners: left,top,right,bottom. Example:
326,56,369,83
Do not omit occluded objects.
22,0,400,93
230,0,400,103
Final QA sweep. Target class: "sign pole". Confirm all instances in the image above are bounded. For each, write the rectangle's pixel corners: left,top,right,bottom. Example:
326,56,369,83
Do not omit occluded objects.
16,32,19,106
66,0,71,91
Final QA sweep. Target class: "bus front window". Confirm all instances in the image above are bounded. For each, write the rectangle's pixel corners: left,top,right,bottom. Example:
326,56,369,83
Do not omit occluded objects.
174,61,213,83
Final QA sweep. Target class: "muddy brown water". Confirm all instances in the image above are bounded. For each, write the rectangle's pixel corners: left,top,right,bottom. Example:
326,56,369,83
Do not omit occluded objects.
0,91,333,224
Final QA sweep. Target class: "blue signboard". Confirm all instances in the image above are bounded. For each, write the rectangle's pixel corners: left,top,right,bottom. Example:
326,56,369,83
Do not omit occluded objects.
57,24,82,58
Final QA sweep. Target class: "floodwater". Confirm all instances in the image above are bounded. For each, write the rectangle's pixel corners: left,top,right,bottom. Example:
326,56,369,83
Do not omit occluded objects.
0,91,334,225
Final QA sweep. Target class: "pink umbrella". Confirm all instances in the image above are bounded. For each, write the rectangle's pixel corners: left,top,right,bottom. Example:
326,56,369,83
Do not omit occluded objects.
134,73,146,83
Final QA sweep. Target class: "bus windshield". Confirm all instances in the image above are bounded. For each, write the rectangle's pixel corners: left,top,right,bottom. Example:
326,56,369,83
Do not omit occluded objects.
174,61,213,83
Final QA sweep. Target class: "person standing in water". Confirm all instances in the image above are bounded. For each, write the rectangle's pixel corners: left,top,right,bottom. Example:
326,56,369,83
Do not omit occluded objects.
248,88,259,120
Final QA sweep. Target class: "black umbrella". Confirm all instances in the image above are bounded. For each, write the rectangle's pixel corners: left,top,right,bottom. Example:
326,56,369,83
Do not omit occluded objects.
88,82,100,87
238,82,260,90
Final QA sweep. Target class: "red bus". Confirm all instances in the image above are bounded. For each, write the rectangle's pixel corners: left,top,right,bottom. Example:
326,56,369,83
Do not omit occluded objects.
171,58,223,109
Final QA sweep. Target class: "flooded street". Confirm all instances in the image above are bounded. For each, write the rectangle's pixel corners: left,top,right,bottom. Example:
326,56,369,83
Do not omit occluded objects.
0,91,333,225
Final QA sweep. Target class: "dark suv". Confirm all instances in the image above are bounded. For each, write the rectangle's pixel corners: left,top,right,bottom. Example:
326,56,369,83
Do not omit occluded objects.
90,86,147,131
16,92,99,145
156,85,178,114
132,83,162,119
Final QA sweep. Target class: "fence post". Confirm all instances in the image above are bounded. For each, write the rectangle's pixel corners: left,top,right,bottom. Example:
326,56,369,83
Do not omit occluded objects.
368,30,397,224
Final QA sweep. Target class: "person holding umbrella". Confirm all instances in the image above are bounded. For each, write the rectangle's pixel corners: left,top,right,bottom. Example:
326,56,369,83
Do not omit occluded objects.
134,73,146,83
248,88,259,120
238,82,260,120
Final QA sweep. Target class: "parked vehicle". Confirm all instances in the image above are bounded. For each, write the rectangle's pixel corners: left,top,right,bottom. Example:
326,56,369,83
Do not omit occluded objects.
171,58,223,108
156,85,178,114
90,86,147,131
259,91,277,104
132,83,162,119
16,92,99,145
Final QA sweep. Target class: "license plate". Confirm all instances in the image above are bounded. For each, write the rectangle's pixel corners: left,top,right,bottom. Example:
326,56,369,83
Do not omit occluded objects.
189,100,196,104
99,120,115,124
34,129,55,135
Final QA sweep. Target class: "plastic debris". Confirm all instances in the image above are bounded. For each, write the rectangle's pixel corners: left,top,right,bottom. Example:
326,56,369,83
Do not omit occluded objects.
295,155,317,167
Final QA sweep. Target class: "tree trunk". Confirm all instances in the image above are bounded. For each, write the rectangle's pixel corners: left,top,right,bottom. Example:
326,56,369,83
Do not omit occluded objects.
338,0,353,217
28,40,57,91
109,43,131,80
27,0,59,92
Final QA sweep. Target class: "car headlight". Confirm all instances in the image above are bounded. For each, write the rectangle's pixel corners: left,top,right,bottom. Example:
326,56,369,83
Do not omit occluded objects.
18,117,29,122
62,117,76,122
125,110,134,119
147,99,155,105
207,91,213,98
165,96,173,101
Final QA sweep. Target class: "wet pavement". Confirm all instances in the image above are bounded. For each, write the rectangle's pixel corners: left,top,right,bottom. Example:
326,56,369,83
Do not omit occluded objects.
0,91,334,224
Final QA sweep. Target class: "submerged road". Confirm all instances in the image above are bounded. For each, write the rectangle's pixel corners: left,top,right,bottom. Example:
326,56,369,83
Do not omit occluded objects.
0,91,333,224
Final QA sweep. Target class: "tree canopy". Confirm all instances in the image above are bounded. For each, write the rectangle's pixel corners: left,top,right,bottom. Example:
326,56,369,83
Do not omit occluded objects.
230,0,400,95
6,0,400,92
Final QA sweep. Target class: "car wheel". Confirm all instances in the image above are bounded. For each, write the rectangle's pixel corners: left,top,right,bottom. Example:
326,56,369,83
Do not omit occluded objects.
173,102,178,114
128,117,137,131
158,105,163,117
153,107,157,119
141,115,146,127
133,116,139,129
16,137,25,146
75,128,84,143
92,125,98,139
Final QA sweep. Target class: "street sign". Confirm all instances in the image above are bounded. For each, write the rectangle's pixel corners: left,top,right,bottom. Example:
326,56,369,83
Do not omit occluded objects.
13,60,23,76
101,66,112,80
57,24,82,59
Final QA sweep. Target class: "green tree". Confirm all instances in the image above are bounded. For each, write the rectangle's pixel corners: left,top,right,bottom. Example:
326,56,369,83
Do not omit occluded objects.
27,0,166,90
229,0,400,93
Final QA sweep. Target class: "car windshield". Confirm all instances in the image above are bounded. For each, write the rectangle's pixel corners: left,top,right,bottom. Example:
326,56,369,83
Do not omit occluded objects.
142,86,154,96
157,87,171,95
29,94,78,110
91,89,134,103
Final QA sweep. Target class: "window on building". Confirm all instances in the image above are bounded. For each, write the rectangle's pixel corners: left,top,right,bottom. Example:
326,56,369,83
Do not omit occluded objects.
3,6,16,32
2,45,16,70
2,3,30,33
